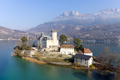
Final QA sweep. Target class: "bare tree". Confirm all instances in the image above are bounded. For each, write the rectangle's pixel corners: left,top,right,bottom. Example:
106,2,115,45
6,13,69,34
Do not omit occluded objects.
107,53,117,66
114,62,120,80
96,53,103,63
103,46,111,64
96,47,120,72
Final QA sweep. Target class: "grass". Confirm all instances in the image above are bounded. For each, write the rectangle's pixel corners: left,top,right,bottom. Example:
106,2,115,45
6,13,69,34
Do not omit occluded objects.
32,52,73,63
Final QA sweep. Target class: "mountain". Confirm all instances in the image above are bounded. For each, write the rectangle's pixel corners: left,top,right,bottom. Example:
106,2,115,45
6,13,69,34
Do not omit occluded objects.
0,26,35,40
28,22,120,39
51,8,120,25
80,23,120,38
28,9,120,40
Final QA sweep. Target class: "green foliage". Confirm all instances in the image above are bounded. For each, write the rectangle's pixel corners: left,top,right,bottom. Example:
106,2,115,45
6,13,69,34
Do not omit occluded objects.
79,45,84,51
14,49,23,57
21,36,28,44
74,38,81,44
59,34,67,44
74,38,83,51
20,36,29,50
21,44,29,50
64,58,74,63
90,64,95,68
14,46,21,50
13,37,29,57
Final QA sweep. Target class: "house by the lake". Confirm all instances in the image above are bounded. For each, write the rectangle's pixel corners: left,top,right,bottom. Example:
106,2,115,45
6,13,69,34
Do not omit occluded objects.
37,29,59,51
74,54,93,67
82,48,93,56
60,44,74,55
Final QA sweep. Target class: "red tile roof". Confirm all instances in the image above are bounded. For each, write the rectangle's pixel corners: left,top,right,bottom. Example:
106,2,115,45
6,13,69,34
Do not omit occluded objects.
83,48,92,53
61,44,74,48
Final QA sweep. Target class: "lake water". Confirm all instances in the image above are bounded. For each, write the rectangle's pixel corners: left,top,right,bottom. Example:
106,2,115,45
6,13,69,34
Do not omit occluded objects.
0,40,117,80
83,43,120,56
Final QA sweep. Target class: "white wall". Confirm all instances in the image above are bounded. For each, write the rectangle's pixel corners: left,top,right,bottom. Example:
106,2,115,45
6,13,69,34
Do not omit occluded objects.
74,57,93,67
60,48,74,55
52,31,57,41
84,53,93,56
88,57,93,67
47,40,59,48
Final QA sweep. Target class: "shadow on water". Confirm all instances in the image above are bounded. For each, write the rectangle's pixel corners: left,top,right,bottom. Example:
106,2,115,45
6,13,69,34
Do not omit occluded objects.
72,70,114,80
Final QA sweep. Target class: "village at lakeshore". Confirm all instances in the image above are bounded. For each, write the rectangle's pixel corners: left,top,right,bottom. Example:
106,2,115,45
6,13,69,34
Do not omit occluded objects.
13,29,120,75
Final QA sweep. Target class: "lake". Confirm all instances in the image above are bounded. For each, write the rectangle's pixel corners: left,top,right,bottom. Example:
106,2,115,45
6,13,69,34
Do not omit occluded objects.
0,40,117,80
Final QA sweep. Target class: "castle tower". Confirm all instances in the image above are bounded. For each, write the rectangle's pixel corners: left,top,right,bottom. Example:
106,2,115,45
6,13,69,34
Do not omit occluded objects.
51,29,57,41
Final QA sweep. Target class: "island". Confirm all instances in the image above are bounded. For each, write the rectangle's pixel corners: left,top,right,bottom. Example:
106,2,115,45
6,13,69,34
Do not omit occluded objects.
13,29,120,79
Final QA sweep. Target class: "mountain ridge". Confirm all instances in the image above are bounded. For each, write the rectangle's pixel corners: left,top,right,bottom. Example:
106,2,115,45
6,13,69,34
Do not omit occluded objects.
28,8,120,42
1,8,120,41
0,26,35,40
51,8,120,25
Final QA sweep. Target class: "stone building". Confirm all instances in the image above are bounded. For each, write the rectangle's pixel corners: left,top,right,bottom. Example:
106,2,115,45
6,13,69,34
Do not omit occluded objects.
74,54,93,67
37,29,59,51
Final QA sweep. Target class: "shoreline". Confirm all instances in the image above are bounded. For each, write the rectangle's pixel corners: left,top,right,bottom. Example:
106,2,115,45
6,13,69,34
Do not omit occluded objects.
22,57,46,64
21,56,96,70
21,56,116,75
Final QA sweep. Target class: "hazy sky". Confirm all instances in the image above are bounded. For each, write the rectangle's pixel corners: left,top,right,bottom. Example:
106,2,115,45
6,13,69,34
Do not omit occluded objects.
0,0,120,30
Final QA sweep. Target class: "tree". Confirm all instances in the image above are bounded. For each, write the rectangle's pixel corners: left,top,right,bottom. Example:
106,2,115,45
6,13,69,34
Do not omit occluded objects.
14,46,21,50
96,53,103,63
103,47,111,64
13,47,23,57
21,36,28,44
79,44,84,51
20,36,29,50
114,62,120,80
98,47,116,65
107,53,117,65
96,47,120,72
59,34,67,45
21,44,29,50
74,38,83,51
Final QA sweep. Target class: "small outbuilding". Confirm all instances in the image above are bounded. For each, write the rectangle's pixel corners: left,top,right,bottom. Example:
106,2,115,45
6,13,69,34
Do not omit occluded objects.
60,44,74,55
74,54,93,67
82,48,93,56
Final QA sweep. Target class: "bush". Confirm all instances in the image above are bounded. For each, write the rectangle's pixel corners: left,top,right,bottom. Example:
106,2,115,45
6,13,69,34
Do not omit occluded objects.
14,49,23,57
90,64,95,68
21,44,29,50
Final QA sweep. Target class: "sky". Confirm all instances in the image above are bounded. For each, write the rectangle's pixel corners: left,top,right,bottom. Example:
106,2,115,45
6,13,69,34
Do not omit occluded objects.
0,0,120,30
